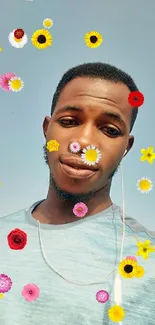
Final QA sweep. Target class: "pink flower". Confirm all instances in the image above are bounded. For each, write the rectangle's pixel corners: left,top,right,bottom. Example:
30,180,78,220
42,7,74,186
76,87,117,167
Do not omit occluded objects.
22,284,40,302
0,72,16,91
73,202,88,218
96,290,109,303
126,256,137,261
0,274,12,293
69,141,81,153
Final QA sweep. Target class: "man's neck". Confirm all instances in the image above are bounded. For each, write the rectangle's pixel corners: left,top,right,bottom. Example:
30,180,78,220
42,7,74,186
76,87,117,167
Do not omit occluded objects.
32,185,112,225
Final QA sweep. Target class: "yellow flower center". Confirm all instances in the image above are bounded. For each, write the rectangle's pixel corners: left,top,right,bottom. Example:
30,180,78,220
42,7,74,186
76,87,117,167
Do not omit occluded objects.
85,149,98,162
10,79,22,90
44,20,52,27
14,37,22,43
0,47,3,52
0,293,4,299
139,180,151,190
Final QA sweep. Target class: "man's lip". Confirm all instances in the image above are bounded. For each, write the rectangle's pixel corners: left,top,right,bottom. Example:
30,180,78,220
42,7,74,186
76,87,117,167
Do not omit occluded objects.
60,162,97,179
59,158,98,171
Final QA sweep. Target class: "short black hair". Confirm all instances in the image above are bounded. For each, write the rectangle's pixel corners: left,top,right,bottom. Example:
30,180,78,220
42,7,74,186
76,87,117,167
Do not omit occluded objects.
51,62,139,132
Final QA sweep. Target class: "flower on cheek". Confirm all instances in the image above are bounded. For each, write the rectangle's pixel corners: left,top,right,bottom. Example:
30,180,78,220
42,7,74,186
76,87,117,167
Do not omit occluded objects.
46,140,60,152
7,228,27,250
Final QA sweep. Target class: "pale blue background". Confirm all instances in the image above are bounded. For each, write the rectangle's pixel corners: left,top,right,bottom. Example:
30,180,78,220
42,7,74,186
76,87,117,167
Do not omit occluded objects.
0,0,155,229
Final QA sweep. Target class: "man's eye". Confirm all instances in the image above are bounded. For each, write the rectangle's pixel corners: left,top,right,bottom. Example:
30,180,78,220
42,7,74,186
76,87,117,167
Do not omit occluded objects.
59,119,78,126
101,126,121,136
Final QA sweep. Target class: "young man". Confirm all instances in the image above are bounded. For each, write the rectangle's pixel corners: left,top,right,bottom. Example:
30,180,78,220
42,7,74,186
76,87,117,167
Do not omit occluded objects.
0,62,155,325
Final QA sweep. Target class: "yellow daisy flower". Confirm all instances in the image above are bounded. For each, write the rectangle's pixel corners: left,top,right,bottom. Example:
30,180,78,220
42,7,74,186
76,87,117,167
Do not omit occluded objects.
136,240,155,259
140,146,155,164
46,140,60,152
81,145,101,166
118,258,138,278
43,18,53,29
134,265,145,278
0,293,4,298
31,29,52,49
108,305,125,322
84,31,103,48
136,177,153,194
8,76,24,92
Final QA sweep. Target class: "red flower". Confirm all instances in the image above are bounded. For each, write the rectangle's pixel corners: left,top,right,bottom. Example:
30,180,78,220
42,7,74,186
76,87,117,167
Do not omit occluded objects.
128,91,144,107
7,228,27,250
14,29,24,39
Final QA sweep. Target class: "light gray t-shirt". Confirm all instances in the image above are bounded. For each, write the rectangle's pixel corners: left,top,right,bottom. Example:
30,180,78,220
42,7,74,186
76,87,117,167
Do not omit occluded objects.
0,200,155,325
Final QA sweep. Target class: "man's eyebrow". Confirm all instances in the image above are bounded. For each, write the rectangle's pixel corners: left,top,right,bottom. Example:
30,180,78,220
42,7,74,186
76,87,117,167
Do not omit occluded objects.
55,106,83,114
55,105,125,125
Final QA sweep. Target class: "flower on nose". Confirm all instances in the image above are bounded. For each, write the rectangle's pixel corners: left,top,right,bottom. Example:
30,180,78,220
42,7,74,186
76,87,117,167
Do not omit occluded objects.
69,141,81,153
81,145,101,166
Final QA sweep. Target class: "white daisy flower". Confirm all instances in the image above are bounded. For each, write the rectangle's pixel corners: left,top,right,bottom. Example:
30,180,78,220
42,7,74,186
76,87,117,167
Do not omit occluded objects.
43,18,53,29
81,145,102,166
8,30,28,48
8,77,24,92
136,177,153,194
69,141,81,153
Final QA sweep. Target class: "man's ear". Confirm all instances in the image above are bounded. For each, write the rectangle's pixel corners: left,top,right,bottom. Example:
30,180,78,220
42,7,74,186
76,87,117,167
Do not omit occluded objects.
124,135,134,157
43,116,51,138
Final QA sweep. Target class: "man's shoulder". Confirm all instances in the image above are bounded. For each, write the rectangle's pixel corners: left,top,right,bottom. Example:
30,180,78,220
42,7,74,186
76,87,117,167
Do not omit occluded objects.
0,207,28,227
0,200,43,227
114,203,155,240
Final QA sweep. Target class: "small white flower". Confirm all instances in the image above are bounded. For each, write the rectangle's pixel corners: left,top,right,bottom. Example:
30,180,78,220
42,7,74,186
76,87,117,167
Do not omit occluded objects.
8,30,28,48
43,18,53,29
69,141,81,153
136,177,153,194
8,77,24,92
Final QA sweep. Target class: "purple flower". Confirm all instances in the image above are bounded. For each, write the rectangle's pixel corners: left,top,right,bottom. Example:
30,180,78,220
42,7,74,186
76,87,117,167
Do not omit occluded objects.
0,274,12,293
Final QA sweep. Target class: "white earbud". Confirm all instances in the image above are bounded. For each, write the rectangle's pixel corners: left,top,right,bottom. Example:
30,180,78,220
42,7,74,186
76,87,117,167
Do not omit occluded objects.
123,150,127,157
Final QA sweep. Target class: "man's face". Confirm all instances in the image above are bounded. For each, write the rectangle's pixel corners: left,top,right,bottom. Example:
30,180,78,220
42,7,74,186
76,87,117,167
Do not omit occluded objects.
43,77,134,198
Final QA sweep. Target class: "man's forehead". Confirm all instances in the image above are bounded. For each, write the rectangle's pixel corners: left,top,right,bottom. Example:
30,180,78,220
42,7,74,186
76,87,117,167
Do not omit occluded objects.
56,77,132,115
